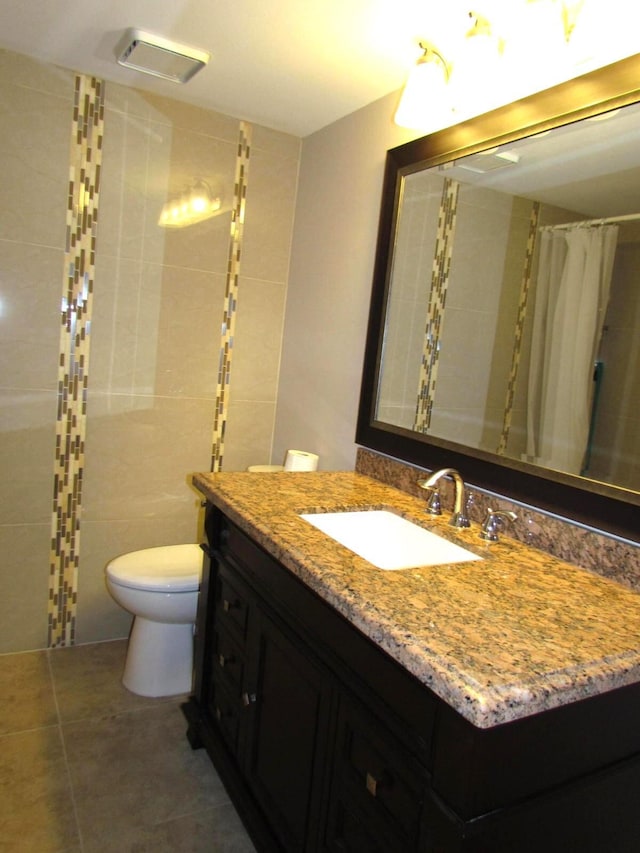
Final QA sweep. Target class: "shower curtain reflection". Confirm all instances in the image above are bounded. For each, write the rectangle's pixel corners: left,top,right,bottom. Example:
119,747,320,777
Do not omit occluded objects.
526,224,618,475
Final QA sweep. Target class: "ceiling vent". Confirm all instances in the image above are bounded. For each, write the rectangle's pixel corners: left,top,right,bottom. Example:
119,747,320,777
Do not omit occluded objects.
116,28,210,83
454,149,520,174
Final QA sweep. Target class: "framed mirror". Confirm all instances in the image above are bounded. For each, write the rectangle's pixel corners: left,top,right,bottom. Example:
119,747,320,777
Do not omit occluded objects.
357,54,640,542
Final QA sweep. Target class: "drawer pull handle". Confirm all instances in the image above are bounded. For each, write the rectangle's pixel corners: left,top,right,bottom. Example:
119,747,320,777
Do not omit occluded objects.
222,599,237,612
215,706,223,722
366,772,382,797
218,653,234,668
242,692,257,707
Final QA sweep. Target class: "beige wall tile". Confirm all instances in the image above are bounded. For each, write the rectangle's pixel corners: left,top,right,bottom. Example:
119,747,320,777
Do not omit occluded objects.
89,256,150,394
100,94,238,270
82,393,213,522
0,242,64,390
97,106,157,261
90,257,226,398
241,144,300,283
0,75,69,248
0,49,300,651
152,264,227,398
0,48,74,101
252,124,301,158
150,130,237,272
135,89,241,141
231,277,286,401
0,389,57,524
0,525,51,652
222,400,277,471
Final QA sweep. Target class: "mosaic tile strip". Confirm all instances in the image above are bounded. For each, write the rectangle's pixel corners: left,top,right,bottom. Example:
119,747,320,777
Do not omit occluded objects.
413,178,459,432
48,75,104,647
210,121,252,472
496,201,540,455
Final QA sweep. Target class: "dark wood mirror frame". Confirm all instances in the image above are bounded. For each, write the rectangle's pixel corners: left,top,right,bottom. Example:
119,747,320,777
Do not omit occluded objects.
357,54,640,543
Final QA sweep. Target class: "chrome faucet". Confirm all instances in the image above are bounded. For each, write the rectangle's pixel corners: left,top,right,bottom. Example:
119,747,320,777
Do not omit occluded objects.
479,509,517,542
417,468,470,528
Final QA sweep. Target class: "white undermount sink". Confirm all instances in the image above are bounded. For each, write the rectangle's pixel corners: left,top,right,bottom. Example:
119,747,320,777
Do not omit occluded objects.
299,509,482,570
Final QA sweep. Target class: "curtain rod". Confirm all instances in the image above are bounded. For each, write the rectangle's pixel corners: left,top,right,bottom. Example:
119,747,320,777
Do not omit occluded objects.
539,212,640,232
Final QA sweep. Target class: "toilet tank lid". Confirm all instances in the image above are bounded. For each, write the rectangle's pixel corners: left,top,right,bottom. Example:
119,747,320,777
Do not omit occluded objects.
106,544,203,590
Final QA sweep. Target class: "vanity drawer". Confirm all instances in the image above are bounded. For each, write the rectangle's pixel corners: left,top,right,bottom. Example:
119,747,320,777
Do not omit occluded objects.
326,695,426,850
208,682,242,755
214,564,250,641
211,624,245,697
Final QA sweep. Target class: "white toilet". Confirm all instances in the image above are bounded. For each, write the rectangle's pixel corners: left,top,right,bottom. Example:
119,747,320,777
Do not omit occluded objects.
105,544,203,698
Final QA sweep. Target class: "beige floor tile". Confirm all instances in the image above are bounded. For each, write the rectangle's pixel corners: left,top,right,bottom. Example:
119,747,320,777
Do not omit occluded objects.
0,727,80,853
48,640,176,723
0,650,57,736
82,802,256,853
64,701,229,842
0,642,254,851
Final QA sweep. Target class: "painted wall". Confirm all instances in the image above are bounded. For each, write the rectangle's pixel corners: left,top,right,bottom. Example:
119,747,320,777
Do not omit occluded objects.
0,48,300,653
272,91,417,470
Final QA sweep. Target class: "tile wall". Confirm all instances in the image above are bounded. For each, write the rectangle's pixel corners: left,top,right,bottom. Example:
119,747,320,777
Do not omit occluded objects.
0,48,300,653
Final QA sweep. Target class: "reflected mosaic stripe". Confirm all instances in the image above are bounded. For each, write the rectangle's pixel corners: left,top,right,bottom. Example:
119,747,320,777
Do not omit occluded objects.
414,178,460,433
48,74,104,647
210,121,252,472
496,201,540,455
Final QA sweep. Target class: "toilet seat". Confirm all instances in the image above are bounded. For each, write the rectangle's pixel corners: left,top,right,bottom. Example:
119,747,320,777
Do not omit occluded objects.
106,544,202,592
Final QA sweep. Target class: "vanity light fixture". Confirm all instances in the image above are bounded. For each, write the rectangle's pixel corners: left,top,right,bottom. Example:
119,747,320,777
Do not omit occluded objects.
116,28,210,83
448,10,504,113
395,1,591,130
158,180,223,228
394,42,451,129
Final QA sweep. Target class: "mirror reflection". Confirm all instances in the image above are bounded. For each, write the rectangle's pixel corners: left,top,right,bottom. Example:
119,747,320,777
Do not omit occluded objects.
376,100,640,493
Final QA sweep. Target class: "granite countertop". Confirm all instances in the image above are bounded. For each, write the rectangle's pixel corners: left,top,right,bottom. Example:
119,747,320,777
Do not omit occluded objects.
193,470,640,729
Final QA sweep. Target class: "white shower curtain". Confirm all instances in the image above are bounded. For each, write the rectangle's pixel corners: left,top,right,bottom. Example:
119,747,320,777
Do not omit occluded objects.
526,224,618,474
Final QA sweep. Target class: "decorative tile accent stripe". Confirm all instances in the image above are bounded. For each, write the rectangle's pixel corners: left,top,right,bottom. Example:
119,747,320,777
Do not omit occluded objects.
48,75,104,648
413,178,460,432
210,121,252,472
496,201,540,455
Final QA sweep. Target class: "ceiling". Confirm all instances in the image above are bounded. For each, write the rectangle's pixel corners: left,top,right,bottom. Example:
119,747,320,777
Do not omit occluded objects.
0,0,482,137
2,2,638,138
445,100,640,218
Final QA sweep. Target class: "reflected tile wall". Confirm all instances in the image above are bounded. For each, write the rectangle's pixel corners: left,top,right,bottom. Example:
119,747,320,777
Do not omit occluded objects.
0,48,301,651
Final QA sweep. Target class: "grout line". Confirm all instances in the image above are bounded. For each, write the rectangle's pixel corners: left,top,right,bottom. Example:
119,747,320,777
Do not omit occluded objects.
151,798,235,828
46,649,86,853
0,723,60,740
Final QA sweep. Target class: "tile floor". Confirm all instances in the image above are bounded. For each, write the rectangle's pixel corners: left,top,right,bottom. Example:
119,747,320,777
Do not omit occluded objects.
0,639,256,853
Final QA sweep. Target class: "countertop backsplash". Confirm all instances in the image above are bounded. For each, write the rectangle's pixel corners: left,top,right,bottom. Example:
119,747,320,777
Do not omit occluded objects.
355,447,640,592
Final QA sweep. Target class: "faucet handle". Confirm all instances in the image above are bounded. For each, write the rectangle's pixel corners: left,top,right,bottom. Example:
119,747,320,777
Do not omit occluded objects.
479,508,517,542
449,507,470,529
418,479,441,515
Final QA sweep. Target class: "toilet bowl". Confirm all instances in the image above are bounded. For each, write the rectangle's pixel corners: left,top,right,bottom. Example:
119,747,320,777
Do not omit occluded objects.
105,544,203,698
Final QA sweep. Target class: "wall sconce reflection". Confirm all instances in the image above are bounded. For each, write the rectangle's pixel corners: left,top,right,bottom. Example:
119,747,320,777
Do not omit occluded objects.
158,180,223,228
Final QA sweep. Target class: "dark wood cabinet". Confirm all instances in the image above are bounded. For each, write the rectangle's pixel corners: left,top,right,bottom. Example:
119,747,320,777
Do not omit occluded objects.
183,504,640,852
243,604,332,851
325,693,428,852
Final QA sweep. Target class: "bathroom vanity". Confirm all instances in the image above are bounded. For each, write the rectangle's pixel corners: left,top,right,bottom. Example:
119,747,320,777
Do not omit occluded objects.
183,471,640,852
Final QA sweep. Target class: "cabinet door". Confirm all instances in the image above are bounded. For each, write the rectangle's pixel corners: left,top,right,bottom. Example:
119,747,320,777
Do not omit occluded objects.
243,605,332,852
